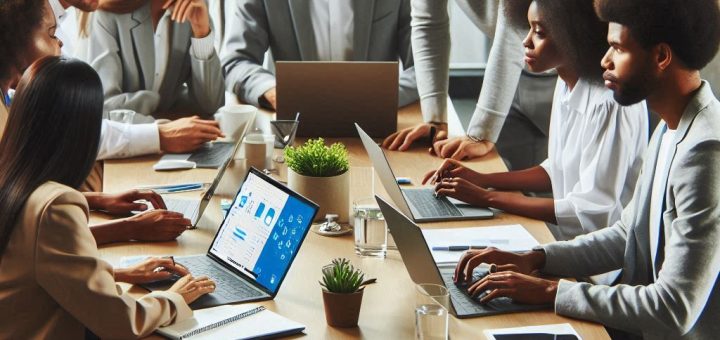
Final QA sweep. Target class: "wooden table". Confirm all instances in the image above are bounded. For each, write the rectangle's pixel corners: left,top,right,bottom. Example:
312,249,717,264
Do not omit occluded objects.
97,103,609,339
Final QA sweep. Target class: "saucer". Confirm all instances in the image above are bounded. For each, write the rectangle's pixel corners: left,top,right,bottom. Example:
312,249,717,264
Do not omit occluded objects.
312,224,353,237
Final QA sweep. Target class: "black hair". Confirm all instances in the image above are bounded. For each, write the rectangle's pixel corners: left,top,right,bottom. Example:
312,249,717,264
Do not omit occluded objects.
595,0,720,70
0,57,103,255
506,0,609,81
0,0,46,84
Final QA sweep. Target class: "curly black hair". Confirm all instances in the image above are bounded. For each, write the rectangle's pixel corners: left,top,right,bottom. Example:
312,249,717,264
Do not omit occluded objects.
505,0,608,82
0,0,46,83
595,0,720,70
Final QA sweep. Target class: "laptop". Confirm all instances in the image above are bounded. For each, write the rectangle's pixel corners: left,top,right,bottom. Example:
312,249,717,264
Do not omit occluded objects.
356,123,493,222
142,168,320,309
375,195,549,318
276,61,398,138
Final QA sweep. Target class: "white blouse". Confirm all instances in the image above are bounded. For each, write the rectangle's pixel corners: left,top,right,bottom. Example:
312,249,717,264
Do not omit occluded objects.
540,78,648,240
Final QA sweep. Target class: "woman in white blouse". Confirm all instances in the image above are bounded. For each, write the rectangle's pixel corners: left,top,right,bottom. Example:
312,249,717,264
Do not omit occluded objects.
424,0,648,240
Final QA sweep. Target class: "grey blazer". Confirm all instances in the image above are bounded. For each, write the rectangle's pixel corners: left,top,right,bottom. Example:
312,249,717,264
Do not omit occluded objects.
541,81,720,339
221,0,418,108
88,2,224,118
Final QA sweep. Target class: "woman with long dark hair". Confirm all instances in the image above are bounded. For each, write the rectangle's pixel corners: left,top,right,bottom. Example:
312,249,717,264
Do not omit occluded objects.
0,56,215,338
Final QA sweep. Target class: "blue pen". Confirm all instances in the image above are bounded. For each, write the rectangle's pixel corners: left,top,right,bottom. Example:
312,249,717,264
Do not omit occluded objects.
164,184,203,193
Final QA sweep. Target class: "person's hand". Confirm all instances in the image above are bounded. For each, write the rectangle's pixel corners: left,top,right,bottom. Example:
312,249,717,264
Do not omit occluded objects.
422,158,484,186
382,123,448,151
431,136,495,160
93,190,167,216
124,210,191,241
263,87,277,110
169,275,216,304
468,271,558,305
114,257,190,284
163,0,210,38
158,116,224,153
454,248,545,285
433,177,491,207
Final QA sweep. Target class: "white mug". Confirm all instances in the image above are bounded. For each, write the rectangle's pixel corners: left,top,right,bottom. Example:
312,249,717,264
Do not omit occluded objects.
214,105,257,142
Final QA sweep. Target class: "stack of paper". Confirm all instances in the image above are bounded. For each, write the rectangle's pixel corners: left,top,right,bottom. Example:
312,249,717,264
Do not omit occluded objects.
484,323,581,339
421,224,539,264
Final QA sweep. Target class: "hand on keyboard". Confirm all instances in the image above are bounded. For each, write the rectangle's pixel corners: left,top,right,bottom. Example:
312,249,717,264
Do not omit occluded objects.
455,264,494,301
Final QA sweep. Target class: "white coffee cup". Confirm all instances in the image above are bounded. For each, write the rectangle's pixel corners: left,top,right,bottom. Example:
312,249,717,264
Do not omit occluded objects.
214,105,257,142
242,133,274,170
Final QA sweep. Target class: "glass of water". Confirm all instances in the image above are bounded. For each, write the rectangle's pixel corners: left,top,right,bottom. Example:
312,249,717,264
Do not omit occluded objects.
353,197,387,258
415,283,449,340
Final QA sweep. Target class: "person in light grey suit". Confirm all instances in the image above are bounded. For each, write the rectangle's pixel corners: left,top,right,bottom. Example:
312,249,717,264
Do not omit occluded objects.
449,0,720,338
88,0,224,120
221,0,418,109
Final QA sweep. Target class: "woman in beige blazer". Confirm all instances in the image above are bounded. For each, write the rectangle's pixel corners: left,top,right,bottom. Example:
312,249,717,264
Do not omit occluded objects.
0,57,216,339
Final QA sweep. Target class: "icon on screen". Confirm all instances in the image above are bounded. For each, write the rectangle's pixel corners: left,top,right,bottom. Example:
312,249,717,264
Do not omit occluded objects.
254,202,265,218
296,215,303,224
264,208,275,226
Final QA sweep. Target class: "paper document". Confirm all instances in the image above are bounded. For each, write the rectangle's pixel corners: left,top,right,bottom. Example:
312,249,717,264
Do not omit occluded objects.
421,224,539,264
484,323,581,340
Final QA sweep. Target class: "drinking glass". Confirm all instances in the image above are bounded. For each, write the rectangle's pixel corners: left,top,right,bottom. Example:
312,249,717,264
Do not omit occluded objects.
415,283,449,340
353,197,387,258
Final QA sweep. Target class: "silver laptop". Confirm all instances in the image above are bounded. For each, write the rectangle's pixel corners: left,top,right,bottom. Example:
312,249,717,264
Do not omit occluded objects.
375,196,548,318
142,168,320,309
276,61,399,137
356,123,493,222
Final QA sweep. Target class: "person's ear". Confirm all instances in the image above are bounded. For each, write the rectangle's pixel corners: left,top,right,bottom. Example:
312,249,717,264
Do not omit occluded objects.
654,43,673,71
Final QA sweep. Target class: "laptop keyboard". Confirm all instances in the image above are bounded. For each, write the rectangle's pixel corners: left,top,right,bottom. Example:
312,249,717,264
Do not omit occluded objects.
403,188,462,218
187,142,235,168
179,256,265,301
163,197,200,223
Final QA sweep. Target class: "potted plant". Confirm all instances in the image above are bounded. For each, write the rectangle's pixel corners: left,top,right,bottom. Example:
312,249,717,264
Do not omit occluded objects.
320,258,368,327
285,138,350,222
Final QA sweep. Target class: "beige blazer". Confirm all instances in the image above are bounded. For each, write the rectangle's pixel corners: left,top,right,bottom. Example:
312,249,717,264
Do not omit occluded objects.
0,182,192,339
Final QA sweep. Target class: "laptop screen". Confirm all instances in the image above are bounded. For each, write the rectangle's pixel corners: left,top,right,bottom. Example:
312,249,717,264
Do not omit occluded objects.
208,169,317,293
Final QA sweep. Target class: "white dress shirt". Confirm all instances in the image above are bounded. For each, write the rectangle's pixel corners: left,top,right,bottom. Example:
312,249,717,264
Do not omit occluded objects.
540,78,648,240
309,0,354,61
49,0,162,160
649,124,675,280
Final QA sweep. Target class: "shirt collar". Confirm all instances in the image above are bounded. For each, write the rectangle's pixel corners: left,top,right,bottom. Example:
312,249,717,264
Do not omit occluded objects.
561,78,593,114
49,0,67,25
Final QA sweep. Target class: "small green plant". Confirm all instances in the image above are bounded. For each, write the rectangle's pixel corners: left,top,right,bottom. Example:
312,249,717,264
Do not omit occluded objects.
285,138,349,177
320,258,365,294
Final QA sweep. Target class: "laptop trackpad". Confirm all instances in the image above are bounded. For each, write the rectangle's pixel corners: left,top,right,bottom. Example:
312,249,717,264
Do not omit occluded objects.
447,197,494,218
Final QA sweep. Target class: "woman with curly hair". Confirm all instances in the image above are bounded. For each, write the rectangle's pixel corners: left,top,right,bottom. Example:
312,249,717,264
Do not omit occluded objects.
425,0,649,243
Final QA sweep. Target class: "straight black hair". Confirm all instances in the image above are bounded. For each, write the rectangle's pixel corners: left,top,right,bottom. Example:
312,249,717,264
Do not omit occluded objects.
0,56,103,255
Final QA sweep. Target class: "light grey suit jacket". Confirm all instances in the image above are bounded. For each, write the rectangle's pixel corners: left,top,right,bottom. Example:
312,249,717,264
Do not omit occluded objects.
541,81,720,339
221,0,418,108
88,2,224,119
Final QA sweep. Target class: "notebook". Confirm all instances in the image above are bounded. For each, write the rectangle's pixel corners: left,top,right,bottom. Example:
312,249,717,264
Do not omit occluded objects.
483,323,582,340
157,304,305,340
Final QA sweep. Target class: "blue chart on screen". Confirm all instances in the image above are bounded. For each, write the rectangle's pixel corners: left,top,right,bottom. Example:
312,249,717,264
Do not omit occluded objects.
209,172,315,293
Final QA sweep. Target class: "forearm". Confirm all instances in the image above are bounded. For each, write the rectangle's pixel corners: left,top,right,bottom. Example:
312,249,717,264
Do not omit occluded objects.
482,166,552,192
485,191,557,224
83,192,107,211
90,219,132,245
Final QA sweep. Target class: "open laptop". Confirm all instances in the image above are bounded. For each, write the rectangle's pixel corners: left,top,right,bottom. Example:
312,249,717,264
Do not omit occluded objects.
375,195,549,318
276,61,398,137
143,168,319,309
356,123,493,222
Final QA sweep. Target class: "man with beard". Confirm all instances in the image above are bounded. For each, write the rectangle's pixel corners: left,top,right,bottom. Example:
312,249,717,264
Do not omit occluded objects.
449,0,720,338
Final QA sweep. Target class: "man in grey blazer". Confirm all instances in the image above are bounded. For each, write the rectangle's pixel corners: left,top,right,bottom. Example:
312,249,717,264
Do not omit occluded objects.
221,0,418,109
449,0,720,338
88,0,224,120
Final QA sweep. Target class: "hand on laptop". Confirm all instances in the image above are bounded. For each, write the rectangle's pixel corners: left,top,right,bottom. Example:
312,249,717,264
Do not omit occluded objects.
467,271,558,305
124,210,191,241
422,158,485,187
454,248,545,285
158,116,224,153
169,275,217,304
431,136,494,160
86,189,167,216
382,123,447,151
114,257,190,284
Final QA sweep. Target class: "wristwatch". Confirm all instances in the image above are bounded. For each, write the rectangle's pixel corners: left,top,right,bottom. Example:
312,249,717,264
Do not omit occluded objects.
466,134,483,143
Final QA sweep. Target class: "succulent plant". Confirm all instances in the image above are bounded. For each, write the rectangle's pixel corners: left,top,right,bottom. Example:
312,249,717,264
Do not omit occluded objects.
320,258,365,294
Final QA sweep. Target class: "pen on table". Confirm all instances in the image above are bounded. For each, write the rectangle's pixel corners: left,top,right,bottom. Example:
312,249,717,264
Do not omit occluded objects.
431,245,488,251
137,183,206,193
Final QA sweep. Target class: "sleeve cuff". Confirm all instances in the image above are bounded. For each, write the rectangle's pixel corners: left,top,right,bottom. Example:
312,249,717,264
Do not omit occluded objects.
420,94,448,123
146,290,193,323
129,123,161,156
553,279,599,321
466,106,506,143
190,30,216,61
249,79,277,108
554,198,580,228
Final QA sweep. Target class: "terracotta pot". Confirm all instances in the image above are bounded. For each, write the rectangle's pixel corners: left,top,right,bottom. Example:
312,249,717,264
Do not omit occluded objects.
287,169,350,222
322,289,364,328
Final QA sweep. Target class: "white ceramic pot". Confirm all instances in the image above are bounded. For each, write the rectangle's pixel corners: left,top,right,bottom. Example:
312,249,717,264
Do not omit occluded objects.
287,169,350,223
